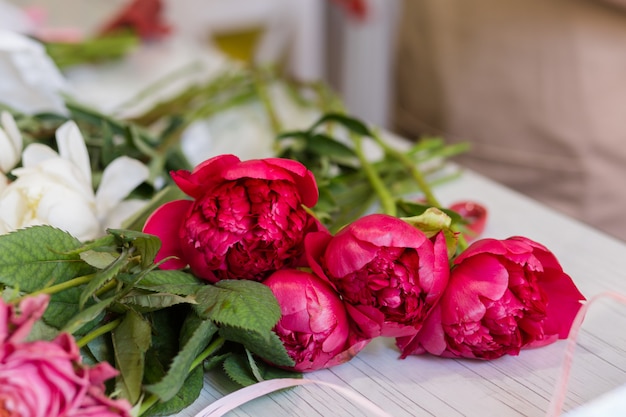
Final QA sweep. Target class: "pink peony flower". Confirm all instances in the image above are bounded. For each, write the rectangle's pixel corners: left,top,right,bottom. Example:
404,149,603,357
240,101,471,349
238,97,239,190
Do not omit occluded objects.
307,214,450,338
397,236,586,360
143,154,319,282
263,269,369,372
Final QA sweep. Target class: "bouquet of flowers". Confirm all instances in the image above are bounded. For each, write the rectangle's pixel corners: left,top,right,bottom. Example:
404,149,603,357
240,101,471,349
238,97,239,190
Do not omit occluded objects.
0,11,586,415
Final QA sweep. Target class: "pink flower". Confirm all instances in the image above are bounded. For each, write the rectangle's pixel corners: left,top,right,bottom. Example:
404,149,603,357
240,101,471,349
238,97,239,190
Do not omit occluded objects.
144,154,319,282
68,362,132,417
397,236,586,360
263,269,369,372
0,296,132,417
307,214,450,338
0,294,48,344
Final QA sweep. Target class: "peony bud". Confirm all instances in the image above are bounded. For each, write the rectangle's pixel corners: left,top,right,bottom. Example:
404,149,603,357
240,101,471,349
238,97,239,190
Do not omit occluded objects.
263,269,368,372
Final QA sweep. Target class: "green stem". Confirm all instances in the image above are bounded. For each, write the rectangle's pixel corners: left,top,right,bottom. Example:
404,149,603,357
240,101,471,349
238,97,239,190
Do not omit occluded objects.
14,274,96,302
76,317,122,348
254,68,282,135
352,133,396,217
372,129,441,208
137,336,226,417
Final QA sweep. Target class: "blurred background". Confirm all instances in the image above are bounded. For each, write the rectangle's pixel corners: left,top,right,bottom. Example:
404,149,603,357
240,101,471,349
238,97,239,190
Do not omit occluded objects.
3,0,626,241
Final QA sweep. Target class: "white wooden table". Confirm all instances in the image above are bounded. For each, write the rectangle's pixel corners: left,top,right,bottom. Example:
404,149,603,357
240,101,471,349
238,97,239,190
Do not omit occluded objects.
178,168,626,417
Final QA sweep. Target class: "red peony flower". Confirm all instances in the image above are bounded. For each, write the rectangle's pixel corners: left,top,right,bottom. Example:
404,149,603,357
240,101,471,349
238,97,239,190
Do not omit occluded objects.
144,154,319,282
307,213,450,338
263,269,369,372
397,236,586,360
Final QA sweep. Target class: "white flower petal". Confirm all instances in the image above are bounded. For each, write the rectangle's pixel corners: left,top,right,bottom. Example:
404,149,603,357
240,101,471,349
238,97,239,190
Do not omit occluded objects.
0,129,18,172
1,111,23,153
102,199,148,231
55,121,92,184
95,156,149,218
21,143,60,168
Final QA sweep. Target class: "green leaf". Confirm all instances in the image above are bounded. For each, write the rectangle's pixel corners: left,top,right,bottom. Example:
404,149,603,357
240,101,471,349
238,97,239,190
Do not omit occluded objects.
137,270,205,296
61,295,115,334
143,366,204,416
79,249,119,269
194,280,281,334
107,229,161,268
223,353,257,387
120,290,197,312
311,113,372,137
0,226,87,291
79,248,129,308
308,133,357,159
219,326,294,368
145,314,217,402
113,309,152,405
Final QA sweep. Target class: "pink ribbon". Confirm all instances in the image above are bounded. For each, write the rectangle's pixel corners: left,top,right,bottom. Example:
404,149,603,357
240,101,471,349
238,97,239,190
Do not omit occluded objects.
546,291,626,417
193,377,393,417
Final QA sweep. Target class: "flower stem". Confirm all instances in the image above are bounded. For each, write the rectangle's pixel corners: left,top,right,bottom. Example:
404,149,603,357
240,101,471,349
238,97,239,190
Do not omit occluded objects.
137,336,226,417
254,67,282,136
352,133,397,217
372,129,442,208
76,317,123,348
14,274,96,302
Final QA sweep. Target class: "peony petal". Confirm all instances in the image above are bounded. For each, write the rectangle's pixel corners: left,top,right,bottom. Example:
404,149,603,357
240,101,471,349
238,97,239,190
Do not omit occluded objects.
174,154,241,198
143,199,192,270
442,254,509,324
348,214,428,248
55,121,92,184
324,230,380,277
95,156,149,218
1,111,23,154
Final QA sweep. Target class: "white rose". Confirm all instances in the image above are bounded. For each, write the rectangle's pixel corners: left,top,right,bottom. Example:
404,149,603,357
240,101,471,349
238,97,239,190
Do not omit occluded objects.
0,121,149,241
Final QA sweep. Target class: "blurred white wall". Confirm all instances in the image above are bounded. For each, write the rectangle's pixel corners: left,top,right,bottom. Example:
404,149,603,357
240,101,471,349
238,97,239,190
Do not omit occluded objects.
327,0,402,128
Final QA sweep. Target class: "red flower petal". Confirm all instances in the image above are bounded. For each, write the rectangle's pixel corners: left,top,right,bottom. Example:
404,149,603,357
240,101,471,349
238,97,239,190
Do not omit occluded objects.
143,199,192,269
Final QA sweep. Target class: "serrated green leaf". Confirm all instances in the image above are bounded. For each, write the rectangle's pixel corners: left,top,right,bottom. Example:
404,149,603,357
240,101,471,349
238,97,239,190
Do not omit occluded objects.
79,248,129,308
107,229,161,268
223,353,257,387
0,226,88,291
61,295,115,334
137,270,205,296
145,314,217,402
113,309,152,404
219,326,294,368
120,290,197,312
142,366,204,416
194,280,281,334
79,249,118,269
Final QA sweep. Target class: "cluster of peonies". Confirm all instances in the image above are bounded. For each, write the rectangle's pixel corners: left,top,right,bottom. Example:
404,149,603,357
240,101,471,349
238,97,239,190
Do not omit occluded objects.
0,294,132,417
0,112,149,241
144,154,586,371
